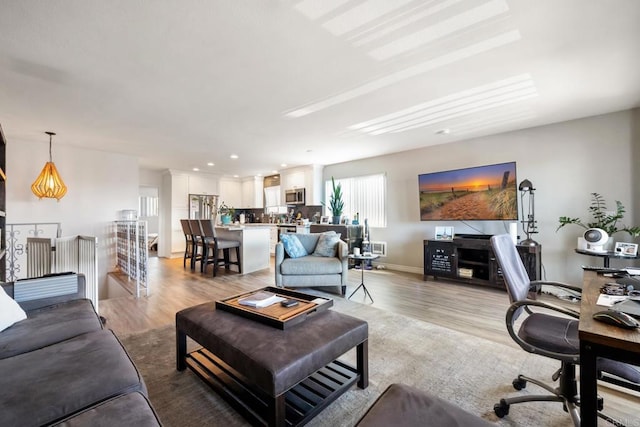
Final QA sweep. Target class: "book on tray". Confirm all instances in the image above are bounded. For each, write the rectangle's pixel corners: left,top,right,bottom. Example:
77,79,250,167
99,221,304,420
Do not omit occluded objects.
238,291,285,308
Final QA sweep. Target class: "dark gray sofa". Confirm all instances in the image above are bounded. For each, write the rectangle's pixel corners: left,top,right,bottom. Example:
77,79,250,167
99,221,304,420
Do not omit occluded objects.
0,274,161,427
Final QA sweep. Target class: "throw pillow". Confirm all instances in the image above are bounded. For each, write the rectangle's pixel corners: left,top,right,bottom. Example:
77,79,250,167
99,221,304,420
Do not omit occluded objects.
280,234,308,258
313,232,341,257
0,286,27,332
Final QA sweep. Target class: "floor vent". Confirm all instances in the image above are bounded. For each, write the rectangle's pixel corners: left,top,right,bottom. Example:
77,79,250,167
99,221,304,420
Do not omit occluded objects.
371,241,387,257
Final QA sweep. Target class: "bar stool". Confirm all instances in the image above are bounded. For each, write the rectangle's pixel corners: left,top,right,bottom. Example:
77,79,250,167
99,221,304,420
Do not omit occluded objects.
198,219,241,276
179,219,194,269
187,219,205,271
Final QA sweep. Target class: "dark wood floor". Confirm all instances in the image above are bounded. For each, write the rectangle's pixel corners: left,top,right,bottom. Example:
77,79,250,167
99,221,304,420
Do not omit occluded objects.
100,256,638,422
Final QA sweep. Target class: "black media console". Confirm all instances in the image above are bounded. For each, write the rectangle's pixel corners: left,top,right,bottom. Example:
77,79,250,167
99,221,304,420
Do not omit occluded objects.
423,236,541,290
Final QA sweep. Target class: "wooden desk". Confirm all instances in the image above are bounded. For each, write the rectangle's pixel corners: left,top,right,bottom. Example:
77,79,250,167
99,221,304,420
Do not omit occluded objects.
579,271,640,427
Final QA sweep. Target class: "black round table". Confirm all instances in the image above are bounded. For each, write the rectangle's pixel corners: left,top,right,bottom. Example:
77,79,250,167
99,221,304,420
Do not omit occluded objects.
574,249,640,267
347,254,380,303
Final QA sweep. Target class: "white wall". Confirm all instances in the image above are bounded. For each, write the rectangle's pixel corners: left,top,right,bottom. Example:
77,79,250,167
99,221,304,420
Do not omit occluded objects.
7,140,139,299
323,109,640,284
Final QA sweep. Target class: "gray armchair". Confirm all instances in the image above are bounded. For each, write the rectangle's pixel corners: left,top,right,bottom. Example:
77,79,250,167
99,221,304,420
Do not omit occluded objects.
275,232,348,295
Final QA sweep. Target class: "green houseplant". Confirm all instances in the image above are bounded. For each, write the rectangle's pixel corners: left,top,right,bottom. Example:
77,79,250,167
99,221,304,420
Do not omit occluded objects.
326,177,344,225
557,192,640,238
217,201,235,225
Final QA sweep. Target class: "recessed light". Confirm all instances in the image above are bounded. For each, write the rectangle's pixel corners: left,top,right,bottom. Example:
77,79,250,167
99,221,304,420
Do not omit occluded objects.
272,170,278,174
193,167,200,171
230,154,239,159
436,128,450,135
306,149,313,153
207,162,214,166
256,173,263,177
233,174,239,178
280,163,287,168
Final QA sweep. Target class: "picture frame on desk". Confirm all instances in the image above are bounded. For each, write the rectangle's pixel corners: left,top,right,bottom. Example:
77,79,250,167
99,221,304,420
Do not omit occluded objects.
320,216,329,224
435,226,454,240
614,242,638,256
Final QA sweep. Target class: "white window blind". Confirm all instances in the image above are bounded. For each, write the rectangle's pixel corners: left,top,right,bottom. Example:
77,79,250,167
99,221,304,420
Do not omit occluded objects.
325,174,386,227
138,196,158,217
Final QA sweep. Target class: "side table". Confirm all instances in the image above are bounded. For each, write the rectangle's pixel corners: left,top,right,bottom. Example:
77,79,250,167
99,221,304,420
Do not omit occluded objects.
575,248,640,268
348,254,380,303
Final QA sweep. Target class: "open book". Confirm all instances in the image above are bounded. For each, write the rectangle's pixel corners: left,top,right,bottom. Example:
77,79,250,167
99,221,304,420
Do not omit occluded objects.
238,291,285,308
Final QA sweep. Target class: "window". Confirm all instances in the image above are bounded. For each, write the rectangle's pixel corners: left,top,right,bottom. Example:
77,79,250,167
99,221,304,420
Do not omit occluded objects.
325,174,386,227
139,186,159,218
138,196,158,217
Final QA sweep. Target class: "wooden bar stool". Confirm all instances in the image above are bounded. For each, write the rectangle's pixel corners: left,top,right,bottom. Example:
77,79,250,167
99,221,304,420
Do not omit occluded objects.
179,219,194,269
187,219,204,271
199,219,241,276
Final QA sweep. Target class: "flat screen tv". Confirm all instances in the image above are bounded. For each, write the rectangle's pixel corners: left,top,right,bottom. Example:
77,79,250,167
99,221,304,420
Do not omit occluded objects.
418,161,518,221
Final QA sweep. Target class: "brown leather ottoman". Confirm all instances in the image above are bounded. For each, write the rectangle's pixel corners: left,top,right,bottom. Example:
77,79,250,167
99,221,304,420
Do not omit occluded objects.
176,301,368,427
356,383,494,427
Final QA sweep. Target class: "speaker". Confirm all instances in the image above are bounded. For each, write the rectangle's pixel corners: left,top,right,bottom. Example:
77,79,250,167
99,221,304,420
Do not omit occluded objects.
583,228,609,253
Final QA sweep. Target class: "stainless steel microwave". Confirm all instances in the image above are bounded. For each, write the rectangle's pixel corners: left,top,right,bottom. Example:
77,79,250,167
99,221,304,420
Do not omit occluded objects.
285,188,305,205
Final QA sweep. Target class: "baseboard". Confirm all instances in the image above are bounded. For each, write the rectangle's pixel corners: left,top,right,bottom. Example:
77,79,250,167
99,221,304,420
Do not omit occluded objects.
372,262,422,275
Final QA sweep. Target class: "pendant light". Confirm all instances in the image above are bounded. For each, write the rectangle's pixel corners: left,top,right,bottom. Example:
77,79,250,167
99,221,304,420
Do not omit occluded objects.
31,131,67,201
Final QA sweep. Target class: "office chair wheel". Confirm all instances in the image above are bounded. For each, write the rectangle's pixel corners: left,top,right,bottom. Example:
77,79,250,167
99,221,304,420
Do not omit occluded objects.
494,399,510,418
512,378,527,390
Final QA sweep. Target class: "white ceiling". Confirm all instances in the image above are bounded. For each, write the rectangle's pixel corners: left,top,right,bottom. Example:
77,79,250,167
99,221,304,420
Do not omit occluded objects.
1,0,639,178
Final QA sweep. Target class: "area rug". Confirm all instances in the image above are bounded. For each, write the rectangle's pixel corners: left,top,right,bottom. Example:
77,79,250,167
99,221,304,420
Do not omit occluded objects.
119,297,576,427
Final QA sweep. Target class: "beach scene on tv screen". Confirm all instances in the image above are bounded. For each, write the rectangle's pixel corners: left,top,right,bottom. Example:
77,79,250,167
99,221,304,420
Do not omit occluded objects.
419,162,517,221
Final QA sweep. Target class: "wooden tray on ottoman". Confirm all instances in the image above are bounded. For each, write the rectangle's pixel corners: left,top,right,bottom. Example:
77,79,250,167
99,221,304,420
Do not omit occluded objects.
215,286,333,329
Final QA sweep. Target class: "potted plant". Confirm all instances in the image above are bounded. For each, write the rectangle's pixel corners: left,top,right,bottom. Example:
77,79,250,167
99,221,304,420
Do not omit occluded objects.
325,177,344,225
218,202,235,225
557,192,640,239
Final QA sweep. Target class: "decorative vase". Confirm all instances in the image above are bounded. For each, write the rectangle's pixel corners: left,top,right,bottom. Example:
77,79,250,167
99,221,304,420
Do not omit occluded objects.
221,215,231,225
332,215,341,225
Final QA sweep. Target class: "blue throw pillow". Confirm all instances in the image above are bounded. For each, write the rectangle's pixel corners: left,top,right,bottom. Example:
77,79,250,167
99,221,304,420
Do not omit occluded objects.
281,234,308,258
313,232,341,257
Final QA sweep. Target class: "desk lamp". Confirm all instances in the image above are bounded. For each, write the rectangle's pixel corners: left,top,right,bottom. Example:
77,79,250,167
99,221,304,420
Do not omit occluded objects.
518,179,539,246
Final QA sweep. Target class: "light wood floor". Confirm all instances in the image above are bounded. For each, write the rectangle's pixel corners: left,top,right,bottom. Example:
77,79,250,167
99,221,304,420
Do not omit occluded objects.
100,256,638,423
101,256,522,347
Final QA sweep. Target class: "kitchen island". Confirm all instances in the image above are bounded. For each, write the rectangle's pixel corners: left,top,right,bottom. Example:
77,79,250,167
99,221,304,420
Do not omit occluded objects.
215,225,271,274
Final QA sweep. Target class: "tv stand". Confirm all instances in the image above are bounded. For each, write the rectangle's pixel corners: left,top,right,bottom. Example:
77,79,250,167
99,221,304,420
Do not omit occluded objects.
454,234,493,240
423,237,541,290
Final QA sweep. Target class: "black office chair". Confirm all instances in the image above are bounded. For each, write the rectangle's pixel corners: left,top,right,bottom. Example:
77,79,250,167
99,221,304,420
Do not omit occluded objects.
490,234,640,426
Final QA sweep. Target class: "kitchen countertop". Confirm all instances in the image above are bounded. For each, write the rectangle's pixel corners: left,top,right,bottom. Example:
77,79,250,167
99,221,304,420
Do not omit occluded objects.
215,224,273,230
213,222,318,229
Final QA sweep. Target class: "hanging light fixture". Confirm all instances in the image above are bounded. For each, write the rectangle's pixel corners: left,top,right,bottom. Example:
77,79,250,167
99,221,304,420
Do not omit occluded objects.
31,131,67,201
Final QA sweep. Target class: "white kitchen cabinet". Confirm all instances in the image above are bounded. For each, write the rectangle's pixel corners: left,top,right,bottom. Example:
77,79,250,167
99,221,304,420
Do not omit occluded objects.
280,170,304,205
269,225,278,255
241,176,264,208
295,225,310,234
304,164,323,205
264,185,281,207
219,177,242,209
188,174,219,196
280,165,323,205
159,170,189,258
283,170,305,189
